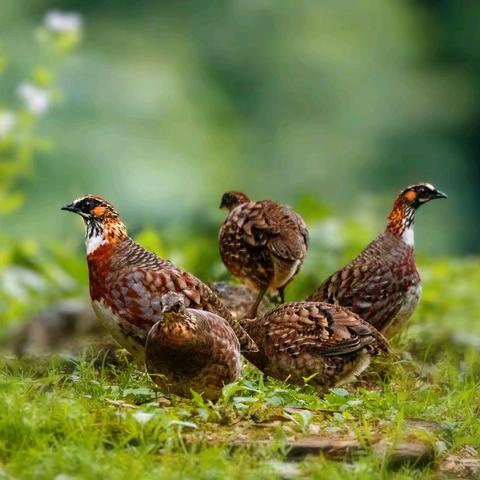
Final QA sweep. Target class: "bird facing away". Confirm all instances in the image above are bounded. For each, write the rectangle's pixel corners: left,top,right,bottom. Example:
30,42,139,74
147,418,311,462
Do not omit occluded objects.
145,292,241,400
62,195,257,362
219,191,309,317
239,301,389,389
308,183,447,338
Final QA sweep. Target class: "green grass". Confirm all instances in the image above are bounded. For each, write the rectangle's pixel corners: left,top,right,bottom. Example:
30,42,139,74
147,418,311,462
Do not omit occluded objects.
1,259,480,479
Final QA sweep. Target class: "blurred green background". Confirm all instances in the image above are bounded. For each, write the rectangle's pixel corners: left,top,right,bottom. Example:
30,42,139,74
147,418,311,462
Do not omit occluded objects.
2,6,480,477
1,0,479,259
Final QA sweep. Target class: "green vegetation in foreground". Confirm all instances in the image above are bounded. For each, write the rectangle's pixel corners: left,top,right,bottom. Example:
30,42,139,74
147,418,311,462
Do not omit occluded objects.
0,259,479,479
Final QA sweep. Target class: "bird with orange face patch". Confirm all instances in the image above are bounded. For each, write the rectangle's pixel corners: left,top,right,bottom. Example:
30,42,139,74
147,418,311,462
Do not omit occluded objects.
308,183,447,338
62,195,257,363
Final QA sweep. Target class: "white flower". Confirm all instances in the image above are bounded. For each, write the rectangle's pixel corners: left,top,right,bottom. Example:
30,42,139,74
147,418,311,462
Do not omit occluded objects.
44,10,83,34
0,111,16,138
132,411,154,425
17,83,50,115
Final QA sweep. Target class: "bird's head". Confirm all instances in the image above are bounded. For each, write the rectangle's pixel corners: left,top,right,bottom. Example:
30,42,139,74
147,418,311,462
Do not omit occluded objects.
219,191,251,210
387,183,447,244
398,183,447,208
62,195,128,255
62,195,119,221
160,292,186,315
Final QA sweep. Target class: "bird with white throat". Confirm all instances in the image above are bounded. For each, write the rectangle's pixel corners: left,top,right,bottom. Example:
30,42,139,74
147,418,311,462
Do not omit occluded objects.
308,183,447,338
62,194,258,362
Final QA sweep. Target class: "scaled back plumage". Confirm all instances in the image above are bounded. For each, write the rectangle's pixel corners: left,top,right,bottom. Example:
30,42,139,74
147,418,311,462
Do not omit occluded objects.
307,183,446,337
240,301,389,389
219,191,309,316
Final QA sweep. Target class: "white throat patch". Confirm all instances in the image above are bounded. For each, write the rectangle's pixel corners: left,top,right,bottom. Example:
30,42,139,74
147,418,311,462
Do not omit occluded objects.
85,222,106,255
86,230,106,255
402,225,415,246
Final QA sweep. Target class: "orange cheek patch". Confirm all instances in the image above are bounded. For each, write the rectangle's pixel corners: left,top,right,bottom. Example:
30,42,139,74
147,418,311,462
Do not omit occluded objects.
92,206,106,217
404,191,417,202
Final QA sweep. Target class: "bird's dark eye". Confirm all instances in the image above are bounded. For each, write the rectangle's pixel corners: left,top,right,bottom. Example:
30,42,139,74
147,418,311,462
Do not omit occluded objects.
84,200,92,210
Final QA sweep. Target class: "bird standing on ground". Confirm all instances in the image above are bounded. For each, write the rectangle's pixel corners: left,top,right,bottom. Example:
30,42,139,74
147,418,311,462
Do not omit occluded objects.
145,292,241,400
308,183,447,338
219,191,308,317
62,195,257,362
240,301,389,389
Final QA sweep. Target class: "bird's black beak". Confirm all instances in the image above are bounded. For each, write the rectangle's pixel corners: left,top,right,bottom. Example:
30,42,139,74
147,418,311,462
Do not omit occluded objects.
61,203,79,213
61,203,87,217
431,190,448,200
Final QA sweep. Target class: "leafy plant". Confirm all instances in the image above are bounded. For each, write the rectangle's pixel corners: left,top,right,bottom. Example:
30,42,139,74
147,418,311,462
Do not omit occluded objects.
0,11,83,326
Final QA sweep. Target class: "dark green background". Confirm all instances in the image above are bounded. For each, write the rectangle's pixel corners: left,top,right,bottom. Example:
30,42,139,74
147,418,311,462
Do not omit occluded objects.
1,0,479,255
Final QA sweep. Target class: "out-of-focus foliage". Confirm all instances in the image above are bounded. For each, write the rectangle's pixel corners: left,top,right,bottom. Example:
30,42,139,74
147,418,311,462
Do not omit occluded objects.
408,258,480,356
0,11,82,327
0,9,81,212
0,1,477,331
1,4,479,478
0,0,478,255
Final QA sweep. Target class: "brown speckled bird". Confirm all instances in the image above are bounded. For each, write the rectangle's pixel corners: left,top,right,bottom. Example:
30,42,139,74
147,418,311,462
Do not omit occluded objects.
145,293,241,400
308,183,447,338
62,195,257,362
219,191,308,317
240,301,389,389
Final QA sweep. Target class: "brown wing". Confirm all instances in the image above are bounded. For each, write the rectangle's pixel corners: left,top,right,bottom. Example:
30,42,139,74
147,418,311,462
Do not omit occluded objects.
251,302,389,358
189,310,242,390
219,201,308,290
189,309,241,359
219,202,273,288
107,239,258,352
241,201,308,262
307,234,420,332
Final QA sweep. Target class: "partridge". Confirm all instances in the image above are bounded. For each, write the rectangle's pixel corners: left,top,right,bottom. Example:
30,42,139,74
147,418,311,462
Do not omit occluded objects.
240,301,389,389
62,195,257,362
219,191,308,316
145,292,241,400
308,183,447,338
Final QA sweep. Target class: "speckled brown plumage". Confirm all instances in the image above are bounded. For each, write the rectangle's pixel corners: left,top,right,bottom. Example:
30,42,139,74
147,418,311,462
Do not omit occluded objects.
240,301,389,389
145,293,241,400
62,195,257,362
219,191,308,315
308,183,447,338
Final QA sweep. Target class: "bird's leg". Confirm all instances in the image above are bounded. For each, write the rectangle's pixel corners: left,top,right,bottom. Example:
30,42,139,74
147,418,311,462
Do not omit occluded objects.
249,286,268,318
